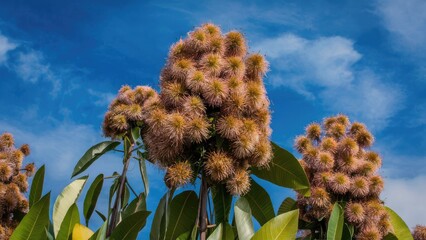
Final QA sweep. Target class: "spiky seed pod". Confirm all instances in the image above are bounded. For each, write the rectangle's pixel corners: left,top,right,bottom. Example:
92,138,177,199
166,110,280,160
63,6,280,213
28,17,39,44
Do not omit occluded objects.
338,137,359,156
164,113,187,146
309,187,331,208
315,152,334,171
350,122,366,135
205,151,234,181
222,90,246,115
378,214,392,236
187,29,207,52
223,57,245,78
328,172,351,194
245,53,268,79
345,202,365,224
357,226,381,240
369,175,384,196
145,108,167,132
24,163,36,177
320,137,337,153
232,132,257,159
164,161,193,189
216,115,243,140
302,147,319,167
201,54,223,76
306,123,321,141
186,71,207,94
350,176,370,197
224,31,246,57
0,133,14,150
19,144,30,156
169,39,186,60
187,117,210,143
355,130,374,148
323,117,336,130
201,78,229,107
295,136,312,154
245,81,266,111
11,150,24,168
250,140,273,168
335,114,350,127
364,151,382,167
312,171,333,187
111,114,129,133
161,82,187,107
365,201,387,221
0,163,12,182
226,168,250,196
207,36,225,54
13,174,28,192
327,123,346,139
183,96,206,116
202,23,221,37
413,225,426,240
338,155,359,173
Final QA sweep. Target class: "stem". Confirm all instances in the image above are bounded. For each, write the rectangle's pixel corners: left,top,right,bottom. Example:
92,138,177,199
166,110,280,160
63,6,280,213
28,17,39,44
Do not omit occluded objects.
106,134,134,237
198,174,209,240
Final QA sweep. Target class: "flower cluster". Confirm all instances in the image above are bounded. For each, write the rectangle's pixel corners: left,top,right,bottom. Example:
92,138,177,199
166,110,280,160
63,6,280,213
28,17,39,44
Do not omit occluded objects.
102,23,273,195
0,132,35,239
295,115,391,239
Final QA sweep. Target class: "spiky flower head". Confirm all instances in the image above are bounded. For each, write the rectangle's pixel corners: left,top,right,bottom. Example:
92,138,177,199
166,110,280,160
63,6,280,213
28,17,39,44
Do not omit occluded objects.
294,115,389,238
205,151,234,181
164,161,193,189
413,225,426,240
226,168,250,196
0,132,34,238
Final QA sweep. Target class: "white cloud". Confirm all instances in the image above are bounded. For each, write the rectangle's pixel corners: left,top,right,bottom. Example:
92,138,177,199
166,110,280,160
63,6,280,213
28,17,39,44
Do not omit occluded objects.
88,89,115,107
382,175,426,228
0,33,17,65
377,0,426,55
14,50,61,96
255,33,403,130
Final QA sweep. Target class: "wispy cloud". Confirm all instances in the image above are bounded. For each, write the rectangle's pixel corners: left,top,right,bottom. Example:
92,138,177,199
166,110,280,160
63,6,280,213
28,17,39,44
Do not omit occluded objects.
382,175,426,228
377,0,426,56
0,33,17,65
255,33,404,130
88,89,115,107
13,50,61,96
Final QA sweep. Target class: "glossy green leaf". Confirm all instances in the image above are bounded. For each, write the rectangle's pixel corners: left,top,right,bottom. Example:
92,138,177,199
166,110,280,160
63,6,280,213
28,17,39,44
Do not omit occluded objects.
53,176,88,237
131,127,141,142
234,197,255,240
121,183,130,210
150,192,168,240
383,233,398,240
207,223,234,240
137,151,150,197
57,204,80,240
84,174,104,226
88,221,107,240
245,179,275,225
251,209,299,240
95,210,106,222
29,165,45,208
72,141,120,177
109,211,151,240
165,191,199,240
385,206,414,240
252,142,310,196
278,197,297,215
327,203,344,240
342,223,354,239
177,231,190,240
211,184,232,223
10,193,51,240
122,193,146,219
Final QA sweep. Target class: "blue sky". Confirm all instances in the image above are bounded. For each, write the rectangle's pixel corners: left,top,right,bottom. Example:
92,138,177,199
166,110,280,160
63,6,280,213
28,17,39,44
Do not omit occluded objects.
1,0,425,236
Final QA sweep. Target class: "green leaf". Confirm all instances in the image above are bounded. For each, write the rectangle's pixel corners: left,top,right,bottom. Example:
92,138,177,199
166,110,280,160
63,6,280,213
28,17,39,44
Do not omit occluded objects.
121,183,130,210
342,223,354,239
95,210,106,222
122,193,147,219
92,221,107,240
385,206,414,240
383,233,398,240
53,176,88,237
10,193,51,240
245,179,275,226
109,211,151,240
177,231,190,240
251,209,299,240
211,184,232,223
137,151,150,197
277,197,297,215
84,174,104,226
131,127,141,142
327,203,344,240
207,223,234,240
252,142,310,196
165,191,199,240
150,192,168,240
234,197,255,240
29,165,45,208
57,204,80,240
72,141,120,177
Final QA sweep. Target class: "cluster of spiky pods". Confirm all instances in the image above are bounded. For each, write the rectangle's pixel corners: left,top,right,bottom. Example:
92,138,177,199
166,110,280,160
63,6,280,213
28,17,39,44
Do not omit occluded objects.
295,115,391,240
413,225,426,240
0,133,35,239
102,23,272,196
